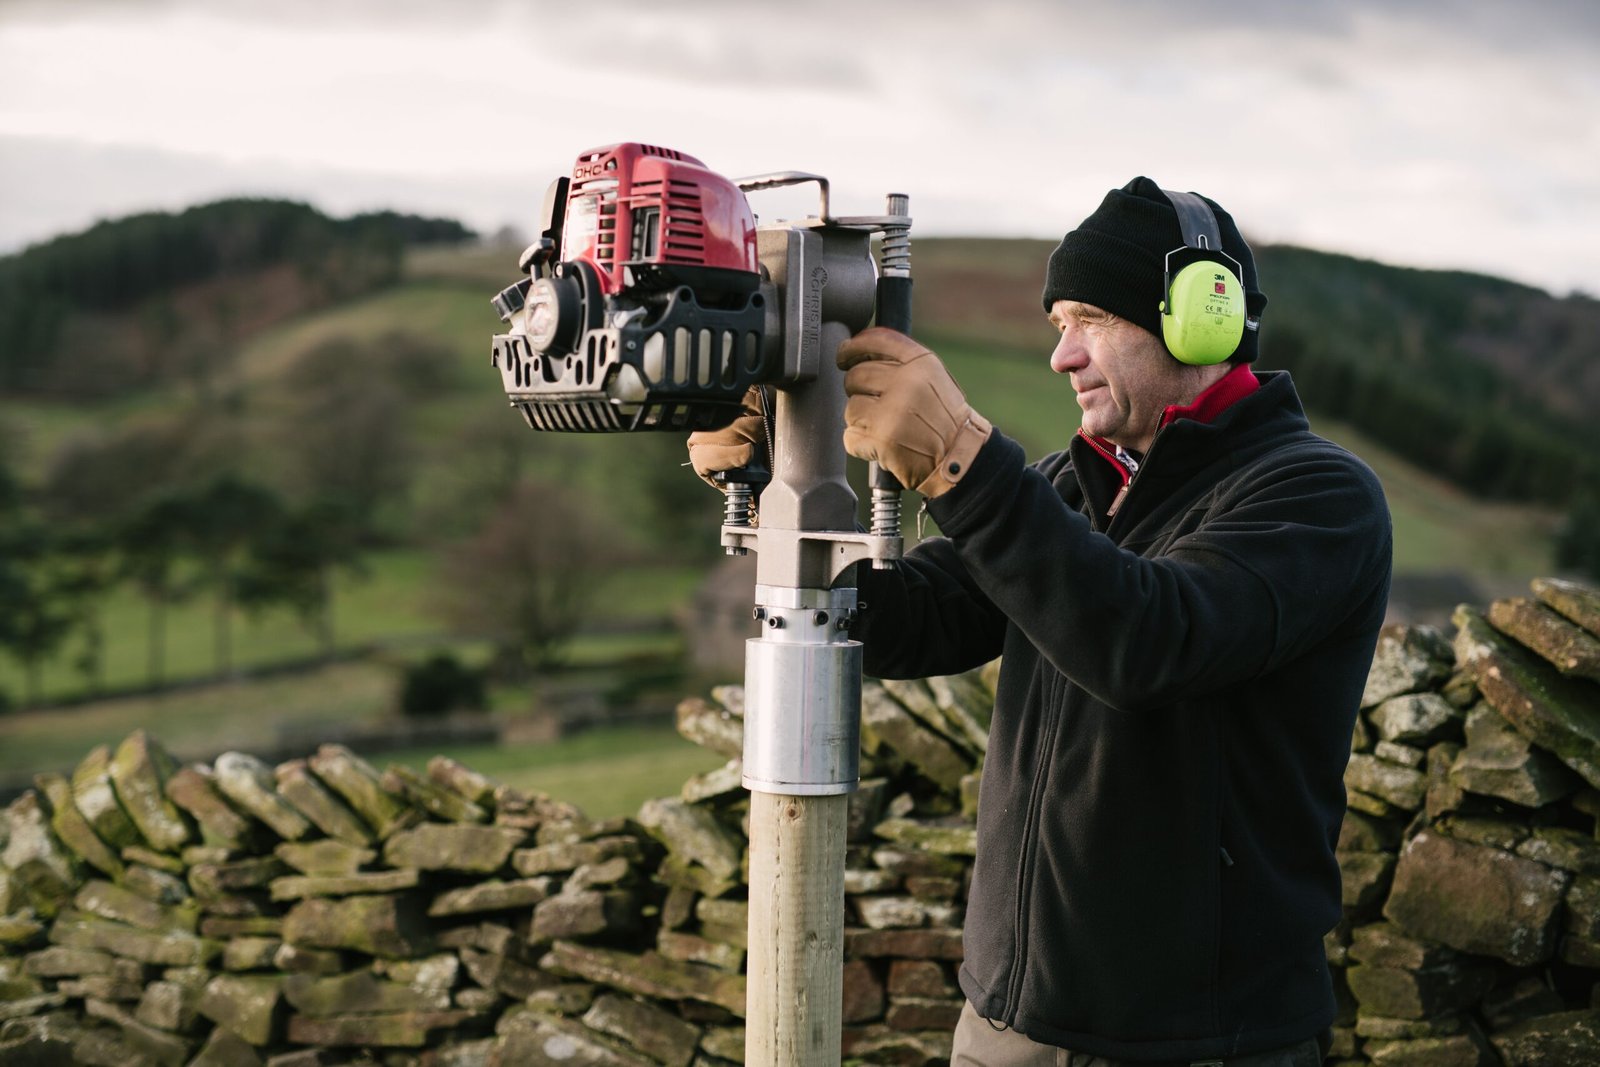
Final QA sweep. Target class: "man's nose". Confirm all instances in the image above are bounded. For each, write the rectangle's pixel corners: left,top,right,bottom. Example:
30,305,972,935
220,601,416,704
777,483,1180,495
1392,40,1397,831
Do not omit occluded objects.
1050,332,1085,375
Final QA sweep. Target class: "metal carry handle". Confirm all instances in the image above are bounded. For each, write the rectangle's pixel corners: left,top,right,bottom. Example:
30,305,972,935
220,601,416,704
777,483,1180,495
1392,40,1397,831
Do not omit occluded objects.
735,171,833,223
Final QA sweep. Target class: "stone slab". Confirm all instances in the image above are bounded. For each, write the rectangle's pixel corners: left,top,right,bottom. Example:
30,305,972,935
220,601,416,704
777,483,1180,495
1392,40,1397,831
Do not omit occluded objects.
163,765,259,851
74,879,197,933
212,753,312,842
582,992,701,1067
1491,595,1600,681
1490,1009,1600,1067
1345,754,1428,811
380,763,488,824
674,696,744,759
844,926,965,960
83,996,193,1066
426,755,497,807
497,1011,655,1066
33,772,123,878
382,823,526,874
513,835,644,878
1454,607,1600,790
1449,703,1582,806
269,869,421,901
1363,625,1455,708
284,1009,481,1048
545,941,747,1017
1369,693,1459,746
273,760,372,845
3,792,82,917
282,970,452,1017
1346,962,1496,1020
530,889,640,942
197,974,282,1046
861,683,972,791
49,913,220,967
1383,829,1570,966
109,731,192,853
427,877,552,917
307,744,416,839
636,798,743,882
281,894,435,959
70,745,141,851
274,839,375,877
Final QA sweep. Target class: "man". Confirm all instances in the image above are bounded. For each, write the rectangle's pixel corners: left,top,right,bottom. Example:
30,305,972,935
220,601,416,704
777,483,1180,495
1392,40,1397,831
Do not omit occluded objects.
691,178,1392,1065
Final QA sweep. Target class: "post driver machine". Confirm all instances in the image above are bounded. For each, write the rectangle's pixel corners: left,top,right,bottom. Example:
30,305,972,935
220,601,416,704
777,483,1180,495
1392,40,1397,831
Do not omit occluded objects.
489,142,915,1065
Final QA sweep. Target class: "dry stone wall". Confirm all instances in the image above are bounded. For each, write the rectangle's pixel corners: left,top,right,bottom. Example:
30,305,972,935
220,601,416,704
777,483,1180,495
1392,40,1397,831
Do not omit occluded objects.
1328,577,1600,1067
2,577,1599,1066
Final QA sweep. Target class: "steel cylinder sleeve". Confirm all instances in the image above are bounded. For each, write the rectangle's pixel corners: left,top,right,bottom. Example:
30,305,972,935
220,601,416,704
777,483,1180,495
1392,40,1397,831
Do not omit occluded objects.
743,586,862,796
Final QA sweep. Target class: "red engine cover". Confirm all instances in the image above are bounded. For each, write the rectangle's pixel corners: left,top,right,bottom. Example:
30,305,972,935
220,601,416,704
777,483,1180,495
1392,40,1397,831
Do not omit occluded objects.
560,143,759,294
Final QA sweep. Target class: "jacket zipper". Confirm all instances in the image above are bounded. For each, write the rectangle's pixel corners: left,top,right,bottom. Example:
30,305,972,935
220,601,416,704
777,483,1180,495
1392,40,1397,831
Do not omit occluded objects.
1003,670,1066,1022
1076,433,1134,529
1106,447,1140,518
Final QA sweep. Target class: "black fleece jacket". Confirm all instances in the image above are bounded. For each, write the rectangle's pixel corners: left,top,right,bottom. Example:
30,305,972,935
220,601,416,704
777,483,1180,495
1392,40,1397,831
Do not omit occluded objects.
853,370,1391,1061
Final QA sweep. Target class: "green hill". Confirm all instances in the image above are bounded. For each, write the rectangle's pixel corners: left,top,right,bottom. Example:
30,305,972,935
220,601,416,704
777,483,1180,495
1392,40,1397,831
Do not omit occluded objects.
0,199,472,399
0,228,1582,709
912,238,1600,505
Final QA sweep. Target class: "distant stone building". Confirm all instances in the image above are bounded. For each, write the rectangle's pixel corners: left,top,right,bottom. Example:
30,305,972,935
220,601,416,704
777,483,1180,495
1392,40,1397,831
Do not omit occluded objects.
681,555,760,678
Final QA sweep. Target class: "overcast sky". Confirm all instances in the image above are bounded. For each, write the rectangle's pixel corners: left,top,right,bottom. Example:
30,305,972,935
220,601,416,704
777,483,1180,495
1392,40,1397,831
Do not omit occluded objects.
1,0,1595,296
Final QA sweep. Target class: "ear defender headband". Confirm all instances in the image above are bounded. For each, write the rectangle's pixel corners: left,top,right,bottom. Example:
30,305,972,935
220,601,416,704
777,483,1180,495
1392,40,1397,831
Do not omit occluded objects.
1159,189,1255,366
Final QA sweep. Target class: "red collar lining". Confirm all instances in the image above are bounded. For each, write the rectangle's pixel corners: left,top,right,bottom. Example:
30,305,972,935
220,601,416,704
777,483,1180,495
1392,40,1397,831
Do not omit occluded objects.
1079,364,1259,482
1160,364,1259,429
1076,429,1131,486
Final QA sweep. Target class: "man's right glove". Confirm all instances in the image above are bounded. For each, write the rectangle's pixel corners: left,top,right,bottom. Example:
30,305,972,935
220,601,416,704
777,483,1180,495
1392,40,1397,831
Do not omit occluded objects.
686,385,769,490
836,327,991,498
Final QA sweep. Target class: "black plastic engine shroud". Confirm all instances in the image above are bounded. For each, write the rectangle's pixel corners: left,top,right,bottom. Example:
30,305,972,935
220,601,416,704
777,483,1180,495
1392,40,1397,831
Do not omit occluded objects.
491,262,772,433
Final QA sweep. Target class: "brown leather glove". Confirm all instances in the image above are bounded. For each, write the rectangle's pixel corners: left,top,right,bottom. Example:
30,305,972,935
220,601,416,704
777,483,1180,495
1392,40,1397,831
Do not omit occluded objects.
686,386,769,490
836,327,992,498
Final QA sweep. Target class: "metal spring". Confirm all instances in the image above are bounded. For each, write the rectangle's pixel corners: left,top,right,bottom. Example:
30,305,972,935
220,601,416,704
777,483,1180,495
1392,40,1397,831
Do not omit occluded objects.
725,484,755,527
881,193,911,277
724,484,755,557
880,227,911,277
870,487,900,535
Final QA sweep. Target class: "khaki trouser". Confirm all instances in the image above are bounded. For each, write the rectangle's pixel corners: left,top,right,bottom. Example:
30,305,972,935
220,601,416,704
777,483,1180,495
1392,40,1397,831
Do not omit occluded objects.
951,1002,1326,1067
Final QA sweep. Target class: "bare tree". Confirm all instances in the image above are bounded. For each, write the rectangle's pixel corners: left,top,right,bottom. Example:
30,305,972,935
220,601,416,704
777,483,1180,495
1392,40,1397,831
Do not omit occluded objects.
277,336,417,537
434,479,623,677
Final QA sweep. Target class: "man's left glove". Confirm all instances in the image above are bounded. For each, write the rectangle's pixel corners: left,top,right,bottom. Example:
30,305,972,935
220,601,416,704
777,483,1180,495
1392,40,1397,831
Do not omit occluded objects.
685,385,768,490
836,327,992,498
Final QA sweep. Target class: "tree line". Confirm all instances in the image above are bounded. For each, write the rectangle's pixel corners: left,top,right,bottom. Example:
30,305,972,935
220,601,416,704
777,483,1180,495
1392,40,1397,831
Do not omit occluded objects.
1249,246,1600,575
0,322,445,709
0,463,364,709
0,315,719,711
0,199,471,394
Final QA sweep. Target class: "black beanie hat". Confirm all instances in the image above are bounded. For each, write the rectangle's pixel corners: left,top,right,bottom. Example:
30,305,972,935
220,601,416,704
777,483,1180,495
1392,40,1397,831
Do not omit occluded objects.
1041,176,1267,363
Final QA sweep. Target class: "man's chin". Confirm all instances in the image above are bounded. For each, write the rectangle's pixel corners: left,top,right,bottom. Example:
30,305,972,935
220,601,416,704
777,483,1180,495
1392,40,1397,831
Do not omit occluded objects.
1077,408,1111,439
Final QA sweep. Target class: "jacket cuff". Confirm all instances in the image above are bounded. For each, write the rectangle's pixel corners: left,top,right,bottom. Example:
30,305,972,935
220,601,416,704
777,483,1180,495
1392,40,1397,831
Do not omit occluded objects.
914,412,993,497
925,429,1028,537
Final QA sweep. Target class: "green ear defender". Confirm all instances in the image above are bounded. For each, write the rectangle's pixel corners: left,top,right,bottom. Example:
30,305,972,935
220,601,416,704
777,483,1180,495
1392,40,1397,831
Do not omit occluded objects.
1159,189,1251,366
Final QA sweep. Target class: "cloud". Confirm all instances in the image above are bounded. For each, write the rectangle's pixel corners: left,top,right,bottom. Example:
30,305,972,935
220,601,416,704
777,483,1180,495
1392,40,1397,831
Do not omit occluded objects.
1,0,1596,294
0,135,542,254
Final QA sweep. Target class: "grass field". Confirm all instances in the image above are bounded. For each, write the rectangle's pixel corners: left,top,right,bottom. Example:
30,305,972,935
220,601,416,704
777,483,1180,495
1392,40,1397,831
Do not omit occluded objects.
1307,416,1557,577
0,546,704,705
0,241,1563,790
0,660,396,778
0,655,725,822
384,722,728,821
932,336,1557,577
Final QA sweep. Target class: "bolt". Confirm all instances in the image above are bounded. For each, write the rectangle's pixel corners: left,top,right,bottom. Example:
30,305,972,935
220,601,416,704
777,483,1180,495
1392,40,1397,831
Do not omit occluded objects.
813,611,829,626
767,616,785,630
752,607,766,622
